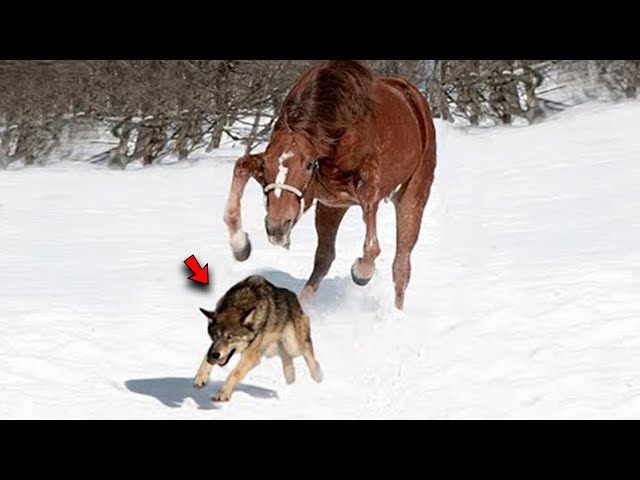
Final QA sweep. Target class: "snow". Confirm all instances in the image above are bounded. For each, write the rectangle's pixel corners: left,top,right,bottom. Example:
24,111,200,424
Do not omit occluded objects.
1,101,639,419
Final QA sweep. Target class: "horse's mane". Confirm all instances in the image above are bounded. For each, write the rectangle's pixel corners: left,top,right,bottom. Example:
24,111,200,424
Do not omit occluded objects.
275,60,376,157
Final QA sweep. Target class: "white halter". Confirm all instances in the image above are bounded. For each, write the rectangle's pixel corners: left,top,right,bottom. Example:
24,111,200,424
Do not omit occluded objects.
263,183,305,222
263,160,318,222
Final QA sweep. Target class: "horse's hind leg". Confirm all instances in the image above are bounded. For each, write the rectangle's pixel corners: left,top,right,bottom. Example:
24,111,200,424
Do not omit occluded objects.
300,203,349,303
392,163,435,310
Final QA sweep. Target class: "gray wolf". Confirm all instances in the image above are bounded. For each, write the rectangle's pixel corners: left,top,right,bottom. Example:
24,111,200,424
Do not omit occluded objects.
193,275,323,402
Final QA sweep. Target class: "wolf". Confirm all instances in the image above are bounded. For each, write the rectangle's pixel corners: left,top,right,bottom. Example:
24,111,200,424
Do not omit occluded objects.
193,275,323,402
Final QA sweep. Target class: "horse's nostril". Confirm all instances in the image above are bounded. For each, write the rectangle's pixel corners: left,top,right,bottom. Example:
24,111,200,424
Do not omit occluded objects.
265,218,294,237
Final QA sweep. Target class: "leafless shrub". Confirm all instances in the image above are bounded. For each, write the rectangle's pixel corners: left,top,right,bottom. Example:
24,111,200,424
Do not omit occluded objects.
0,60,637,169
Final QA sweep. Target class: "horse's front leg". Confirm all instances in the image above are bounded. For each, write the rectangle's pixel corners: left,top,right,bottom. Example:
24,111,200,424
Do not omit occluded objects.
351,201,381,286
223,153,264,262
300,204,349,303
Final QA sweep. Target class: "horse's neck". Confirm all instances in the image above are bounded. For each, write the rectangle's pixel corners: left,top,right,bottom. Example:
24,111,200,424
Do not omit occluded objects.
313,154,359,199
315,121,376,184
324,148,371,177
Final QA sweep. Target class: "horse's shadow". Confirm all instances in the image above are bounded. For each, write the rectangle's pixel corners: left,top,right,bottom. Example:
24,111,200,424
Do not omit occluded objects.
124,377,278,410
254,269,356,313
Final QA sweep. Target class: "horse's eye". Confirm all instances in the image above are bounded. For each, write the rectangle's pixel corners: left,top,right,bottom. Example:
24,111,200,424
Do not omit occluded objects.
307,161,315,171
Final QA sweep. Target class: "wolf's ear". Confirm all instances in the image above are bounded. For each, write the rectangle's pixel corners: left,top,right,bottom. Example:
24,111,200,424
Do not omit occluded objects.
240,308,256,328
199,308,216,324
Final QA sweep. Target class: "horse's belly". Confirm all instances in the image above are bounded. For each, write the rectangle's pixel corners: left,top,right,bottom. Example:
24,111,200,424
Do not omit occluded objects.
317,194,357,208
316,185,358,208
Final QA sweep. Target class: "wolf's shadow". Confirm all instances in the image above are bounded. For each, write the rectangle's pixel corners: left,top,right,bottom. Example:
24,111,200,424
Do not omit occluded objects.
125,377,278,410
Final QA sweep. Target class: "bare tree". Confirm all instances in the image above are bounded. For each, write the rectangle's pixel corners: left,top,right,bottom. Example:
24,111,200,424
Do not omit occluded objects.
0,59,637,169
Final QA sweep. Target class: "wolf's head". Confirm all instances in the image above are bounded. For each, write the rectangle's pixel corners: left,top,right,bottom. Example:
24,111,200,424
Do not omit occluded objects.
198,307,257,367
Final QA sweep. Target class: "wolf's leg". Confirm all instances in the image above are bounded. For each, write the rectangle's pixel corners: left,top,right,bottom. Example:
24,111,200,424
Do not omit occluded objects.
193,352,212,388
295,314,323,383
278,343,296,384
302,342,323,383
213,346,261,402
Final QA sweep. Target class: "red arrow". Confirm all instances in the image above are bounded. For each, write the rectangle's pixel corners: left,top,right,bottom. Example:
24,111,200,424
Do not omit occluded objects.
184,255,209,285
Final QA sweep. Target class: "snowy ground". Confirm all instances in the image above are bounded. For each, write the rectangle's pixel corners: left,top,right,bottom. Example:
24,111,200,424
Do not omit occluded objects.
1,101,639,419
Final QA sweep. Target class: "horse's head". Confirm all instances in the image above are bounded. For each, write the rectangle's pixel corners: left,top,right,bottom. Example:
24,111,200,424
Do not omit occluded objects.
261,130,318,248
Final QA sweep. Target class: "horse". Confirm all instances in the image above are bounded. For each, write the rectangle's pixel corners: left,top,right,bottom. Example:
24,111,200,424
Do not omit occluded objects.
222,60,436,310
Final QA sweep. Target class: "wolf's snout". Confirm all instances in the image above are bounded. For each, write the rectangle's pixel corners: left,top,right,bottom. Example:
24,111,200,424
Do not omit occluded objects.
210,351,220,360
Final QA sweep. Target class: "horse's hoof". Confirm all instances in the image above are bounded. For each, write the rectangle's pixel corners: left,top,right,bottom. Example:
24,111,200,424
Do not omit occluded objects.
231,232,252,262
351,261,373,286
233,241,251,262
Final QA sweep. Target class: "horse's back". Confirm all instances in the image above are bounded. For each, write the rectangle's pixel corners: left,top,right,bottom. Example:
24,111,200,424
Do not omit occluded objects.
378,77,436,161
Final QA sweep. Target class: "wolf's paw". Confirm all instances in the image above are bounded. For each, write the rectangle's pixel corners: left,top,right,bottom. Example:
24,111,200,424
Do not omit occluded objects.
193,375,209,389
212,391,230,402
311,366,324,383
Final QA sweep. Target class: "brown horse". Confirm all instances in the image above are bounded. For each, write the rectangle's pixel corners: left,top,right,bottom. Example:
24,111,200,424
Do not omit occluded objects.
223,60,436,310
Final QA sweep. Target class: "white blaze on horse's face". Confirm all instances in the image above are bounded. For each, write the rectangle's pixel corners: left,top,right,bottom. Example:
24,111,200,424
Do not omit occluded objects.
274,150,294,199
263,132,318,248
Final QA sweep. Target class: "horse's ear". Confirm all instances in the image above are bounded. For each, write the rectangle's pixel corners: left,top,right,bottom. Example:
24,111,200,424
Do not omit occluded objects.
199,308,216,324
